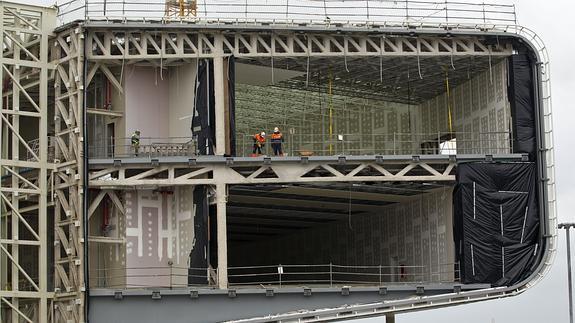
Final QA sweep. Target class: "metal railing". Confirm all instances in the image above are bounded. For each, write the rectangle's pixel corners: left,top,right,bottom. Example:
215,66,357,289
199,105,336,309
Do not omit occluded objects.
56,0,516,28
89,263,458,289
229,263,459,287
90,265,211,289
89,136,197,159
238,131,512,157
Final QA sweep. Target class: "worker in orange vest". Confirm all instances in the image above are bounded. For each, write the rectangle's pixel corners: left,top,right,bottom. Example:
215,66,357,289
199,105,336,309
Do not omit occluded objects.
271,127,284,156
252,131,266,155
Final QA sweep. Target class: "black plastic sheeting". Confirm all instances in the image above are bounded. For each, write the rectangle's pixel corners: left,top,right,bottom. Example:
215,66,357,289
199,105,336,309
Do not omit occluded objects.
192,57,237,156
228,56,237,156
454,163,539,286
508,50,537,160
188,186,210,285
192,59,216,155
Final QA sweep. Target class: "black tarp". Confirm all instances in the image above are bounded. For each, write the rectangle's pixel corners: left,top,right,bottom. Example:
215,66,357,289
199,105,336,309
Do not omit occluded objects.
188,186,209,285
228,56,237,156
192,57,237,156
454,163,539,286
508,50,537,160
192,59,216,155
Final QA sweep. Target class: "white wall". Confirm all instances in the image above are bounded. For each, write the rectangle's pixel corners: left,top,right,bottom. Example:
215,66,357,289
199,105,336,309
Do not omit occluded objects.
168,62,197,138
90,187,197,288
124,67,170,139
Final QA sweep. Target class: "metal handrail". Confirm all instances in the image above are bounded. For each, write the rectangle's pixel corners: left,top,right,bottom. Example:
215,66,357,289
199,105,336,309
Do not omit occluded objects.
89,136,197,158
89,263,459,289
238,130,512,157
228,262,459,287
56,0,516,28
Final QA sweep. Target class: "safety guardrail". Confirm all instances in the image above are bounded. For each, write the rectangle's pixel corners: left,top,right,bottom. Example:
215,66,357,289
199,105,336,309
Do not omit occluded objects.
89,263,458,289
238,131,512,157
90,265,211,289
56,0,516,28
88,136,196,159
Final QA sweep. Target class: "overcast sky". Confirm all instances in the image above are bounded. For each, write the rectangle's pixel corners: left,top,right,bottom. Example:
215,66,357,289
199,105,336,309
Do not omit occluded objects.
14,0,575,322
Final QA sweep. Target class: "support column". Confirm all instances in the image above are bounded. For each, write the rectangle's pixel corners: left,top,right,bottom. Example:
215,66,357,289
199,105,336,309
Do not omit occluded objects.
216,183,228,289
386,313,396,323
213,34,226,156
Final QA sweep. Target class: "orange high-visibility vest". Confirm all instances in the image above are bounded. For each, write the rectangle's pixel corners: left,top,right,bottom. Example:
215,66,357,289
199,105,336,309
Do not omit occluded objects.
271,133,283,142
254,134,265,143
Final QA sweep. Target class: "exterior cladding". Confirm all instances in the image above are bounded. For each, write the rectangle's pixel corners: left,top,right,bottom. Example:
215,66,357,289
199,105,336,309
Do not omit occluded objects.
230,188,454,283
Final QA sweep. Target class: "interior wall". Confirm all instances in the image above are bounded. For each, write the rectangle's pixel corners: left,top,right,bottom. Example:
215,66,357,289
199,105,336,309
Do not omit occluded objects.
88,200,126,289
230,188,454,283
235,82,417,156
91,187,196,288
418,60,510,154
124,67,170,139
122,187,195,287
168,62,197,138
103,63,197,156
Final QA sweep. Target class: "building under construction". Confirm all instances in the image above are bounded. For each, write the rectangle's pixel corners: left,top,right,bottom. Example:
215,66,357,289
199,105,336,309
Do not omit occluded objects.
0,1,556,322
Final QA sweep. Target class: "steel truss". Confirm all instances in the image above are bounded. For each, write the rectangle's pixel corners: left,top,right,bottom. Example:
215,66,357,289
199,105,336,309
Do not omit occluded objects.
0,3,54,323
52,27,86,323
85,28,513,61
87,155,525,188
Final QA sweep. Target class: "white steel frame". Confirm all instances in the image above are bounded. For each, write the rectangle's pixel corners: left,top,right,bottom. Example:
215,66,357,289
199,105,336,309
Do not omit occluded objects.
0,3,54,323
52,27,86,323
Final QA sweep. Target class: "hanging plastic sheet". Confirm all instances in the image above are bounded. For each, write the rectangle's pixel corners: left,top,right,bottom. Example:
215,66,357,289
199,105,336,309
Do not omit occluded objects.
454,162,539,286
192,59,216,155
188,186,210,285
192,57,237,156
228,56,237,156
508,49,537,160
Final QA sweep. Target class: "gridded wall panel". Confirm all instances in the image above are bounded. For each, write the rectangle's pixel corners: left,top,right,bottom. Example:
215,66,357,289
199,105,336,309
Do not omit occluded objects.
415,60,511,155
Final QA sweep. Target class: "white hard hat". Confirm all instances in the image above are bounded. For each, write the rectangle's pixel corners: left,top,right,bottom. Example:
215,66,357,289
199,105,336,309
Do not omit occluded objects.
261,131,266,136
274,127,279,132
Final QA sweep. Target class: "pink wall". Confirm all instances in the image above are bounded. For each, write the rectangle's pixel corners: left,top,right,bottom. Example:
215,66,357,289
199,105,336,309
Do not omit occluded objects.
124,67,169,139
123,188,195,288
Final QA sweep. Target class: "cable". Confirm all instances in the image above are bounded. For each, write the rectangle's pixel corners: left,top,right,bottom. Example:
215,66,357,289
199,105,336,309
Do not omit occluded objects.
417,47,423,79
445,67,453,133
305,55,310,87
348,182,353,230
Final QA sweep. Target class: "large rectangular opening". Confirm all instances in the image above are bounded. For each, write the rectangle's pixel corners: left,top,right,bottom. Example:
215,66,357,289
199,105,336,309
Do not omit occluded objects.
227,182,456,287
234,55,511,157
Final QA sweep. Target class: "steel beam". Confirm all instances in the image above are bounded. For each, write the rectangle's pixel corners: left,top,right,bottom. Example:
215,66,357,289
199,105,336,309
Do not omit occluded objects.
85,29,513,61
87,154,524,188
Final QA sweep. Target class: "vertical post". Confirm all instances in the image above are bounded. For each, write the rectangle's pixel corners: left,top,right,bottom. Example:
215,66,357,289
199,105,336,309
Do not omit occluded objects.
216,183,228,289
213,34,226,156
329,263,333,287
379,264,382,285
565,225,574,323
386,313,396,323
444,0,448,24
11,16,21,323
